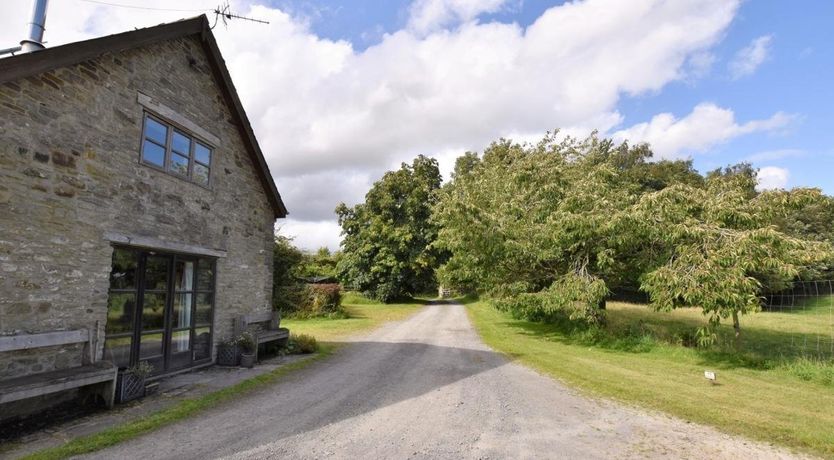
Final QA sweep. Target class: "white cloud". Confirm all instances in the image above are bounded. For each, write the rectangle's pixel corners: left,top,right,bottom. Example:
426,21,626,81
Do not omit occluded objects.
407,0,511,35
729,35,772,79
0,0,746,250
744,148,804,163
612,103,794,159
277,169,373,221
686,51,716,79
756,166,790,191
278,219,343,252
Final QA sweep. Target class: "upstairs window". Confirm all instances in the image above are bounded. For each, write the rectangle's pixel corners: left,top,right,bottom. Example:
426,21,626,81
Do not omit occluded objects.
141,114,213,187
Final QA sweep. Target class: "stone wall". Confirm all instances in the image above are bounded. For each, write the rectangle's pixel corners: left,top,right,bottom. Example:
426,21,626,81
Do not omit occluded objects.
0,35,277,382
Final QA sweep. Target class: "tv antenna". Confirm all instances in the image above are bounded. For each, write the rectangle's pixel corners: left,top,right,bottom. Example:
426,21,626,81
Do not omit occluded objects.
212,2,269,29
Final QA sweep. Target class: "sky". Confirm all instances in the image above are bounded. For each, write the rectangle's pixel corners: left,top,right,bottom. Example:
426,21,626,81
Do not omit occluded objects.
1,0,832,251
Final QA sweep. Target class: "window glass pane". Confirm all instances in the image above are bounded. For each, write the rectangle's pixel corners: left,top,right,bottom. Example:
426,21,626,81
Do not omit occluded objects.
197,259,214,291
142,140,165,167
144,256,169,290
173,292,193,329
139,333,163,359
172,131,191,155
195,143,211,165
194,327,212,361
104,335,132,367
171,153,189,176
175,260,194,291
106,293,135,334
195,292,213,325
110,248,137,290
171,330,191,353
193,163,209,186
144,116,167,144
141,293,166,330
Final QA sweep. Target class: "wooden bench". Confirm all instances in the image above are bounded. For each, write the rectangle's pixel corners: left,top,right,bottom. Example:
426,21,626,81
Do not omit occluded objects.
234,311,289,362
0,328,117,408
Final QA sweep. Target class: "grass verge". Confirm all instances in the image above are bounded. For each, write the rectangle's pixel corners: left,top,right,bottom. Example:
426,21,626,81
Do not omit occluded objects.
465,298,834,458
282,292,427,342
20,347,333,460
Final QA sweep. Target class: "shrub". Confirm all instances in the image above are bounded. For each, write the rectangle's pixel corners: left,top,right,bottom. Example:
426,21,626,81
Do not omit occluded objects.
307,283,342,313
286,284,345,318
287,333,318,354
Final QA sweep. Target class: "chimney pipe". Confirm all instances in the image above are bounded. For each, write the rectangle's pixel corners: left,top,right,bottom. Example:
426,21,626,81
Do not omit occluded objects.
20,0,49,53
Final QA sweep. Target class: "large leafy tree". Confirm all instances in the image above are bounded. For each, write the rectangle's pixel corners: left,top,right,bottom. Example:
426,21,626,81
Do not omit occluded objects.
273,235,306,312
635,179,832,338
433,133,649,324
336,155,445,302
434,132,833,335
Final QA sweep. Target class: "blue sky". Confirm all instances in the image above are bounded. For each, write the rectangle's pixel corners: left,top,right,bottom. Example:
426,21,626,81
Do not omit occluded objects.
1,0,831,249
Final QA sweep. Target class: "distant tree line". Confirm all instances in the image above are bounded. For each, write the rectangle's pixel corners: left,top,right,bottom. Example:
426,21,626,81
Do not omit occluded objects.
333,132,834,337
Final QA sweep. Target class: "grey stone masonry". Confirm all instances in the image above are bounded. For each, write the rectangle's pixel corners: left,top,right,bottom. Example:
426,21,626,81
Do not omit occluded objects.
0,36,276,380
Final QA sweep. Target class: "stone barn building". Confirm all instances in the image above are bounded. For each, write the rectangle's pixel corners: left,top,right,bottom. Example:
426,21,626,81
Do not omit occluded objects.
0,16,286,416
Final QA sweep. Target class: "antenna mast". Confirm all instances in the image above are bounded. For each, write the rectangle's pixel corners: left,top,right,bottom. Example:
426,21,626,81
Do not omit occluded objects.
212,2,269,29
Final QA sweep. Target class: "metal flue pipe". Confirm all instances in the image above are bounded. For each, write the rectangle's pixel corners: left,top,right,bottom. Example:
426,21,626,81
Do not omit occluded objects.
20,0,49,53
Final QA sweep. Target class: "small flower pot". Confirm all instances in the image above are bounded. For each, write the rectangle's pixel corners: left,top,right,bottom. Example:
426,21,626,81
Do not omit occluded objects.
240,352,256,368
217,343,239,366
116,371,146,404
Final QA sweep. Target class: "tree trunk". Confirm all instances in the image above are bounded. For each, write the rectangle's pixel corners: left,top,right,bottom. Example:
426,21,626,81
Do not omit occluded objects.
731,311,740,337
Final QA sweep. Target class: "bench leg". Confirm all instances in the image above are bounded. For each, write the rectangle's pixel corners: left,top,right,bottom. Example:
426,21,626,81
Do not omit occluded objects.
101,377,116,408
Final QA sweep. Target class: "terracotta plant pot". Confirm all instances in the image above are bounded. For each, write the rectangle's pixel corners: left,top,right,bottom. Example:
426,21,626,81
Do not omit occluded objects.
240,352,256,368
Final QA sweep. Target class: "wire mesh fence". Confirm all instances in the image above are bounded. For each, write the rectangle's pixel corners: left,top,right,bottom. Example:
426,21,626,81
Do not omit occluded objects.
759,280,834,361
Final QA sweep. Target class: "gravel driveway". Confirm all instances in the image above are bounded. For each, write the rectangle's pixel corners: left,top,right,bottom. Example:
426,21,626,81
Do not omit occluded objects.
84,303,802,459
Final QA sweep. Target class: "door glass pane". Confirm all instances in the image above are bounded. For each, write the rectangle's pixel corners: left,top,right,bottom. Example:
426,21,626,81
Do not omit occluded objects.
194,327,211,361
172,131,191,155
173,293,193,328
104,336,132,367
197,259,214,290
144,116,167,144
139,332,163,359
142,140,165,167
175,260,194,291
144,255,169,290
142,293,166,330
171,153,189,176
110,248,137,289
171,330,191,353
106,293,135,334
195,292,212,325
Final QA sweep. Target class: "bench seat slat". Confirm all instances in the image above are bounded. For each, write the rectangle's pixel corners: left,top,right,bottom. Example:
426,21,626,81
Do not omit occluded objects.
0,330,89,353
0,362,116,404
257,329,289,341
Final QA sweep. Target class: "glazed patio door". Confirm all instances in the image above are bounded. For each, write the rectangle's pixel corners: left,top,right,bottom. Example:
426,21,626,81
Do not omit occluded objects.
137,253,173,374
105,247,216,375
169,257,197,370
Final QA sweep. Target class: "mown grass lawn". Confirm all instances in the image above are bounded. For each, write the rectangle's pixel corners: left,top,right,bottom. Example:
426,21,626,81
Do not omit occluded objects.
282,292,426,342
466,298,834,458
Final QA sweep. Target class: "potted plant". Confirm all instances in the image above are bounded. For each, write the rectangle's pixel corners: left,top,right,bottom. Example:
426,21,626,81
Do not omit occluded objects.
238,332,257,368
216,336,239,366
116,361,153,403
